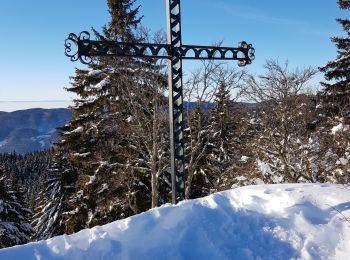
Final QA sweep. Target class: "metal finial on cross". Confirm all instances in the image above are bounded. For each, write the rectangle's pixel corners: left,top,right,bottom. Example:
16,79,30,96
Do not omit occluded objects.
64,0,255,204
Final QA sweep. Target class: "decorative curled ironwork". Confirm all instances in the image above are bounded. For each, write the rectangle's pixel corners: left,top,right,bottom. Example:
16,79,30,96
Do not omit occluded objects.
64,31,92,64
64,33,78,61
237,41,255,66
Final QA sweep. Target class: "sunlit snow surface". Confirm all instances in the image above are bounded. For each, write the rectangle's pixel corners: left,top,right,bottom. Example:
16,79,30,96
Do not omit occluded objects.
1,184,350,259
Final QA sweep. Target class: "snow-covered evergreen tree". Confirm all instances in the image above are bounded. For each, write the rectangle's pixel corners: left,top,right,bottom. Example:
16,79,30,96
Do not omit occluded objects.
316,0,350,183
320,0,350,117
312,115,350,183
31,153,75,239
0,150,53,209
206,81,236,192
55,0,144,232
49,0,169,233
184,102,211,199
30,170,47,240
0,169,32,248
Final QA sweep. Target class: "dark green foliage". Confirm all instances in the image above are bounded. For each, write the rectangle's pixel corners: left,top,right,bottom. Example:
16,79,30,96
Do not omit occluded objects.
31,154,74,240
210,82,235,163
206,82,236,191
54,0,163,233
184,102,211,199
0,169,33,248
103,0,143,41
320,0,350,117
0,150,53,207
338,0,350,9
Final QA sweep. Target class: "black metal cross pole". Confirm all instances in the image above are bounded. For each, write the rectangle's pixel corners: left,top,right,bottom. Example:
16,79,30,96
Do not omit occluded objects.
64,0,255,204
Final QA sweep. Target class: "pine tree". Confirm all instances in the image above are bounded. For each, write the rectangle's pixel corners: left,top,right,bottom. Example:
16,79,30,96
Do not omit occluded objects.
0,150,53,206
206,82,236,192
320,0,350,117
0,169,32,248
184,103,211,199
31,152,75,240
56,0,168,232
102,0,142,42
210,82,234,164
30,170,47,240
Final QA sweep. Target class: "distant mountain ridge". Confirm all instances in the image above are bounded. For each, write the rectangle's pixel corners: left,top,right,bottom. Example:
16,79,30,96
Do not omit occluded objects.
0,108,71,154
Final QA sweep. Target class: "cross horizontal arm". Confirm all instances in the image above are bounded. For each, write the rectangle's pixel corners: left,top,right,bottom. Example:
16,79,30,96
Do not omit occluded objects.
64,31,255,66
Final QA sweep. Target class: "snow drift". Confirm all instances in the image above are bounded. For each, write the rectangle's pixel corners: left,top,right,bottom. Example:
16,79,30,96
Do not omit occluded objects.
0,184,349,259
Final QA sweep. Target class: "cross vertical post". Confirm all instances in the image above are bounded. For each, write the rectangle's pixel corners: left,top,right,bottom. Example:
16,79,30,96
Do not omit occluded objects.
166,0,185,203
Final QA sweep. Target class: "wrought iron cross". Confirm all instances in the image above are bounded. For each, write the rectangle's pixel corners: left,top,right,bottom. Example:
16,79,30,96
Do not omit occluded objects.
64,0,255,204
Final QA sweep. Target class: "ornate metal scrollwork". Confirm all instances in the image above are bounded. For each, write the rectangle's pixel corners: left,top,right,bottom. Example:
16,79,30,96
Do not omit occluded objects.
237,41,255,67
64,31,92,64
64,33,79,62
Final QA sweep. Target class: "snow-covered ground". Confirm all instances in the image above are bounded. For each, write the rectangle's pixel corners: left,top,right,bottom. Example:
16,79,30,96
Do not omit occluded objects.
1,184,349,259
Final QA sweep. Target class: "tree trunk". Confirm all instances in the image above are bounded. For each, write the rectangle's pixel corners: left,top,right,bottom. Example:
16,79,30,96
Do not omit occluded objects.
151,171,159,208
185,169,194,199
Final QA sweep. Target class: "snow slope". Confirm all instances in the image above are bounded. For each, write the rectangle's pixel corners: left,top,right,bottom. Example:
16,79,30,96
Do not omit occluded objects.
1,184,349,260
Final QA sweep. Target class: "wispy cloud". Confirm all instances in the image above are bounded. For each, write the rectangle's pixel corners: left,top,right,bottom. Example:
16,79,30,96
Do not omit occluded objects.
201,0,332,37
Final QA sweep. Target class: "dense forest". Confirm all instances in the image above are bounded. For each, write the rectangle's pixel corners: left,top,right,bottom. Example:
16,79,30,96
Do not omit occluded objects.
0,0,349,248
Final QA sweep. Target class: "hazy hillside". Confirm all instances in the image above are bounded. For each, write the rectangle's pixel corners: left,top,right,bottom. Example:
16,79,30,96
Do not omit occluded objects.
0,108,71,154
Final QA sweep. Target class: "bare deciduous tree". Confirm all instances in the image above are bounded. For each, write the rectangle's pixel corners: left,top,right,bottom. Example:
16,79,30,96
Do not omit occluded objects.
240,60,318,183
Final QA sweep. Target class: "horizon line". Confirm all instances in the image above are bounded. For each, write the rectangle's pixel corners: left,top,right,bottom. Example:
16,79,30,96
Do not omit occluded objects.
0,100,72,103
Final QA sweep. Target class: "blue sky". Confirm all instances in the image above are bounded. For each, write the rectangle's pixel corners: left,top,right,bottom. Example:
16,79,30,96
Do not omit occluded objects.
0,0,346,109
